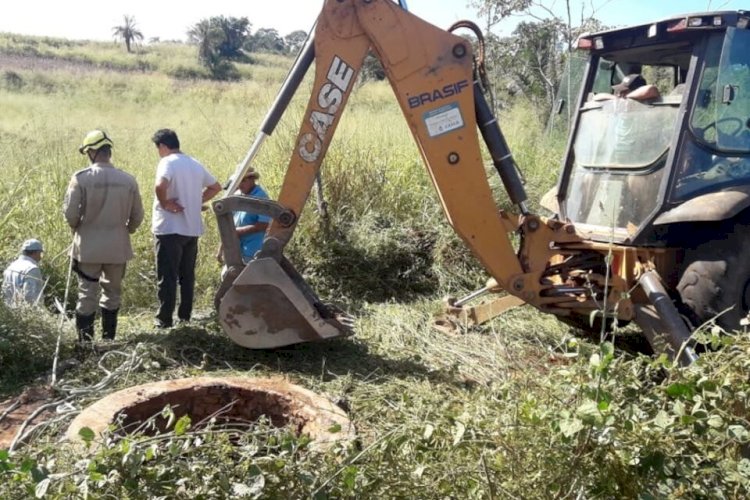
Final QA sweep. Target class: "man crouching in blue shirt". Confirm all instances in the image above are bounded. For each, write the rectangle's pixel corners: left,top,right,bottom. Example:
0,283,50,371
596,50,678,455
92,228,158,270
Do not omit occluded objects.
219,168,270,265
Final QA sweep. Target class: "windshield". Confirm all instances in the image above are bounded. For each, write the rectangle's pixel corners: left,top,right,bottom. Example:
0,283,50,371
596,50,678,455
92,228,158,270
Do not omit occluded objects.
575,98,679,168
566,92,680,231
565,59,683,233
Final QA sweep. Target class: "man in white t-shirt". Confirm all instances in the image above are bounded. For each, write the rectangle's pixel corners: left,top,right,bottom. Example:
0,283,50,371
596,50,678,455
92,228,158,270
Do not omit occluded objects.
151,129,222,328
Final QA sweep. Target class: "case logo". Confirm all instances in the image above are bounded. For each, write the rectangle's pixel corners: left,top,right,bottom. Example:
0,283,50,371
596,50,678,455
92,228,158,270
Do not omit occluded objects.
299,56,354,163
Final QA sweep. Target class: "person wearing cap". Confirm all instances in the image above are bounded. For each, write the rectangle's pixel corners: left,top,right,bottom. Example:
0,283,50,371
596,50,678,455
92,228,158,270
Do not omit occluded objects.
2,239,45,307
217,168,270,265
151,128,222,328
63,130,144,342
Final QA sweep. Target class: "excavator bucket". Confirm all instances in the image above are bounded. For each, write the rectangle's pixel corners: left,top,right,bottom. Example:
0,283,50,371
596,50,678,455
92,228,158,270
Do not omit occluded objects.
212,192,353,349
217,257,353,349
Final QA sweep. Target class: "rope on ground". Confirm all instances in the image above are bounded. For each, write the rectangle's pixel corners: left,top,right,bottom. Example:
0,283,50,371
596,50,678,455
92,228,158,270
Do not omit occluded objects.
58,346,145,396
0,400,21,425
8,397,76,452
8,343,154,452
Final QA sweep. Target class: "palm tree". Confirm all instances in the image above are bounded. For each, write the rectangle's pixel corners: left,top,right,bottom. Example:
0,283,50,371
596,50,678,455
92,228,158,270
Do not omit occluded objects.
112,15,144,53
187,19,224,64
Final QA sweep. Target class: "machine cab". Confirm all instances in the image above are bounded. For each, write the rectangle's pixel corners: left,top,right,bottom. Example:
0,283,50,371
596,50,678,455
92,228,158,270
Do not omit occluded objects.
556,11,750,245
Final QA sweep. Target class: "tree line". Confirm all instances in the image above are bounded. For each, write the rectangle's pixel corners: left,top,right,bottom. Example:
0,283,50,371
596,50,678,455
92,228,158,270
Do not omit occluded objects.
469,0,609,119
112,15,308,80
112,1,613,117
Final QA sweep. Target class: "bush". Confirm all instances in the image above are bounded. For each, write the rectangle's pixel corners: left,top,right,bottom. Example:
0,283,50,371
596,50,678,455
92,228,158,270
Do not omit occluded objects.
207,59,241,81
291,212,439,303
165,65,208,80
1,71,24,91
0,305,65,392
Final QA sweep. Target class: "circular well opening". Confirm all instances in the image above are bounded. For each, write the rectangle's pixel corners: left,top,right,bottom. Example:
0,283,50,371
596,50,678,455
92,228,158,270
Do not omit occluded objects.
67,377,354,449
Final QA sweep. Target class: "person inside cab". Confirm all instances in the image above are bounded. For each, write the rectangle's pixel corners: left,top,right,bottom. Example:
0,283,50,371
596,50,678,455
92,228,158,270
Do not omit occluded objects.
613,73,661,100
593,73,661,102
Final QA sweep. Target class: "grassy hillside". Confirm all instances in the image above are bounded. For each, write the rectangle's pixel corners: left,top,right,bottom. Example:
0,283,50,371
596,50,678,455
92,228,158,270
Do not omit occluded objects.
0,32,289,80
2,34,750,498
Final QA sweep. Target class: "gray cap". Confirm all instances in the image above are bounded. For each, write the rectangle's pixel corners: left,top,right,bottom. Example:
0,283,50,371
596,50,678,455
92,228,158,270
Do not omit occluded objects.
21,239,44,252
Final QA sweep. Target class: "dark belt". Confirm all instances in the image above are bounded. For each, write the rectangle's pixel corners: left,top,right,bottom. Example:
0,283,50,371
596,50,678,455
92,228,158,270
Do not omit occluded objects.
72,259,100,283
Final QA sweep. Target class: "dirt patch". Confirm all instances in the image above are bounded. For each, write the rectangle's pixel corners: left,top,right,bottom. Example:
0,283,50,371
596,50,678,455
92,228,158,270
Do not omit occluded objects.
0,386,55,449
0,54,92,73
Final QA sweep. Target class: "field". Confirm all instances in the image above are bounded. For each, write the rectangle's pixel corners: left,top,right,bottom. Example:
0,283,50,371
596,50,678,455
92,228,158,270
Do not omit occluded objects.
2,34,750,498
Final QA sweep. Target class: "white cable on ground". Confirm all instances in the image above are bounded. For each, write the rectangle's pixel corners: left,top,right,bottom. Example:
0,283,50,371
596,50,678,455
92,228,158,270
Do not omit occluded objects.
9,343,152,452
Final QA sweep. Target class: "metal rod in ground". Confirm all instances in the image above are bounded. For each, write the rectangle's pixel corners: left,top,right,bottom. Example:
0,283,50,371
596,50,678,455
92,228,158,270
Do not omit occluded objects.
454,286,492,307
51,247,75,387
314,172,328,219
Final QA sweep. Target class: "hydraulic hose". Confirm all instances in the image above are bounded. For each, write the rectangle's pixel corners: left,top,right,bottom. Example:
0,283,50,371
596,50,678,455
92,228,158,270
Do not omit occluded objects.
474,81,529,214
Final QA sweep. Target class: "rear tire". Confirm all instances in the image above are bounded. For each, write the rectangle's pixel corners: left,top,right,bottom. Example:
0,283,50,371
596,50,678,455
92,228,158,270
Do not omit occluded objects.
677,226,750,331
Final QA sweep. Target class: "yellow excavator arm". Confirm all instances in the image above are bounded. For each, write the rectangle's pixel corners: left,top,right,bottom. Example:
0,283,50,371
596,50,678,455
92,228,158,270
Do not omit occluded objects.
214,0,533,348
272,0,527,285
214,0,695,361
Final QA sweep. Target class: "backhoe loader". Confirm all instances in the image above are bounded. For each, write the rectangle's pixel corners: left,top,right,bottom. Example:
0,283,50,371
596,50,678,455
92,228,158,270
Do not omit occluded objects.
213,0,750,364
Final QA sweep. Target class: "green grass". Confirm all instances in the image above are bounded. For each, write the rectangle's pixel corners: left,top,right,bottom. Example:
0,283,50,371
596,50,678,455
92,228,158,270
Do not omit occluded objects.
2,37,749,499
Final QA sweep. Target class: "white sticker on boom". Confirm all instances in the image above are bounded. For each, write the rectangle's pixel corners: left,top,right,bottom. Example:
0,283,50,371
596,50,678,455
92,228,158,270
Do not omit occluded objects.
424,103,464,138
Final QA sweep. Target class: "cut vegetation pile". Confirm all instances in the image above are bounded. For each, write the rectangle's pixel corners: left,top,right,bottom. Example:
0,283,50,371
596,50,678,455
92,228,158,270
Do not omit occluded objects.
1,33,750,498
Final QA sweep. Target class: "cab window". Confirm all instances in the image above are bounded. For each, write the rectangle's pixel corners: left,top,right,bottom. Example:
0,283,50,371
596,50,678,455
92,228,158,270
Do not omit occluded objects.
690,28,750,153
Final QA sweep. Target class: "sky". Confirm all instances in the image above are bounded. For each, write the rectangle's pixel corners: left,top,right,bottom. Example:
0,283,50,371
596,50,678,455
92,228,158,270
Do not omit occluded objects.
0,1,747,43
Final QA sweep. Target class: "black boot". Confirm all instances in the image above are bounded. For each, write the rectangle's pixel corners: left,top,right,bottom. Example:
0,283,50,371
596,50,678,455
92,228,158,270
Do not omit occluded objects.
76,312,95,343
101,307,119,341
